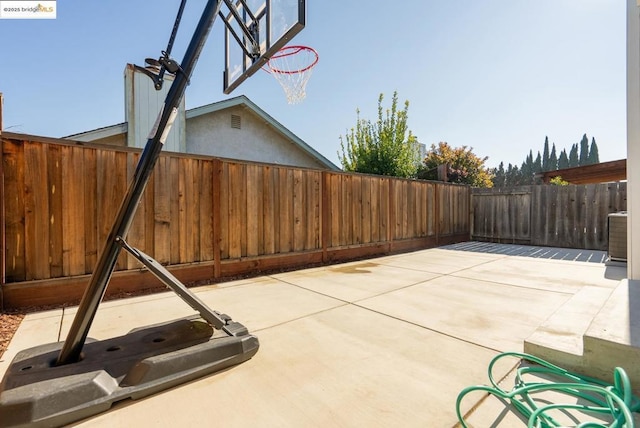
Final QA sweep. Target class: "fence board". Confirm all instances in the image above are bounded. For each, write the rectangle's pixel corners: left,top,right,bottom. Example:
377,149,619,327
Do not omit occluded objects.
84,148,98,273
246,164,260,257
48,145,63,278
126,153,145,270
278,168,292,253
169,156,180,264
262,165,276,255
153,156,171,264
4,140,25,282
62,146,86,275
24,143,50,280
293,169,304,251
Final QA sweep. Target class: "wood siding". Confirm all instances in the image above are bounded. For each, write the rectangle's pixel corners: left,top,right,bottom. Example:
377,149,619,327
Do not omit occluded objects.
471,183,627,249
0,137,470,308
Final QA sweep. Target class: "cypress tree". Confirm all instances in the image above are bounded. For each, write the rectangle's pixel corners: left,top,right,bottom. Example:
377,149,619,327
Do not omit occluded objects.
549,143,558,171
533,152,542,174
542,137,550,171
492,162,506,187
588,137,600,164
569,144,579,167
558,149,569,169
506,163,520,186
521,151,534,184
579,134,589,166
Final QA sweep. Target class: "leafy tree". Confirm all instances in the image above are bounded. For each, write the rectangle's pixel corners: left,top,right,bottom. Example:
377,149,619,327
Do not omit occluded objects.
579,134,589,165
550,176,569,186
338,92,419,178
588,137,600,165
418,142,493,187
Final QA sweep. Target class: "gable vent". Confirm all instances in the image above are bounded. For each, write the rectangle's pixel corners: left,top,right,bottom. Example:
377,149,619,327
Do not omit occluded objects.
231,114,241,129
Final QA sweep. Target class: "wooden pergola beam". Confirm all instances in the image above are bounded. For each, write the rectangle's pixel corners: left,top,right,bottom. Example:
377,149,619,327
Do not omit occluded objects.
537,159,627,185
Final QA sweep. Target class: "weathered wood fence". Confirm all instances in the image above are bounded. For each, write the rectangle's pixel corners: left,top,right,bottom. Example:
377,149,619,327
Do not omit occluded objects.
471,183,627,249
0,135,470,308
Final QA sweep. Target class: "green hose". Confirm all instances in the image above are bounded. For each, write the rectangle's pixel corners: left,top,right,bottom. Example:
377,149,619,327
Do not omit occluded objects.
456,352,640,428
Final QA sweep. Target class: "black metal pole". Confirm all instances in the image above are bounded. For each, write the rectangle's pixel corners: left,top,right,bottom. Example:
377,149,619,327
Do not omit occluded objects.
57,0,223,366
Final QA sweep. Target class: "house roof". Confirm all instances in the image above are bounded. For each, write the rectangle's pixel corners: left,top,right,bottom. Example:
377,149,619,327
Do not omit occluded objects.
536,159,627,184
65,95,339,171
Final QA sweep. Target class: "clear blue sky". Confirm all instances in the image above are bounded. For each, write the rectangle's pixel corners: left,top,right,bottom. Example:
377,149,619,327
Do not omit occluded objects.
0,0,627,169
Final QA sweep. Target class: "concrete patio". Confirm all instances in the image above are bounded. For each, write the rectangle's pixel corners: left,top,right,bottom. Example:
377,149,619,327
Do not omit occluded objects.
0,242,633,427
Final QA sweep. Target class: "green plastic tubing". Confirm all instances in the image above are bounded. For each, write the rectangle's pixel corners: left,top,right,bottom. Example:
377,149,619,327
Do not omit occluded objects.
456,352,640,428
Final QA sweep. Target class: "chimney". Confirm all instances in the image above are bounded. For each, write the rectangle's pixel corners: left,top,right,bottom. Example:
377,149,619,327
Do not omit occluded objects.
124,64,186,152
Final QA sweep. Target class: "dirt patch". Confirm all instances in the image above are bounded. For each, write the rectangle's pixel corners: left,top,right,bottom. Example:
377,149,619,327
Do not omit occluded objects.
0,312,25,359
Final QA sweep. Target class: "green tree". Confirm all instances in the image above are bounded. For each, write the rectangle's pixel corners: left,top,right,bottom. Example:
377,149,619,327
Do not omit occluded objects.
549,143,558,171
338,92,419,178
569,144,579,167
418,142,493,187
579,134,589,165
492,162,506,187
588,137,600,165
558,149,569,169
542,137,550,171
520,150,534,184
505,163,521,186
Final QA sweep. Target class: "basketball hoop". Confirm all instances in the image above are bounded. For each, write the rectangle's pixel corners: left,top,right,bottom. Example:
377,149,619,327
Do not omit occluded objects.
265,45,319,104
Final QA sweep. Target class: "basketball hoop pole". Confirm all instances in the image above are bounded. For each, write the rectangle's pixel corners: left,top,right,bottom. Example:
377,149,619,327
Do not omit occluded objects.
56,0,223,365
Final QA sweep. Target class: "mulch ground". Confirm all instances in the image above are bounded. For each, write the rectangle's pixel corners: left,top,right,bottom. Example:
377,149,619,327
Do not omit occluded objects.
0,312,25,359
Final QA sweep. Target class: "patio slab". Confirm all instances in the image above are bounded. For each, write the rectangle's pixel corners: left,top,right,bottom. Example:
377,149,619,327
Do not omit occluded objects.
272,260,440,302
0,242,628,426
451,256,625,293
359,275,572,352
61,277,344,340
72,304,515,428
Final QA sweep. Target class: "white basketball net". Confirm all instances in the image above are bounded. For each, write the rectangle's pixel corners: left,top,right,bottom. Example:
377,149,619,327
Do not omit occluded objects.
266,46,319,104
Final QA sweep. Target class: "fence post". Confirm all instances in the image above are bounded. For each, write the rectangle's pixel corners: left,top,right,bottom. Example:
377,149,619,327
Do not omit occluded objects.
321,171,330,262
387,177,395,251
435,183,440,246
212,158,222,278
468,186,473,241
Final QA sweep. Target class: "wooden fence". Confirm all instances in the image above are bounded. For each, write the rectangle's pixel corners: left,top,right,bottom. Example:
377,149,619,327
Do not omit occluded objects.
0,135,470,308
471,183,627,249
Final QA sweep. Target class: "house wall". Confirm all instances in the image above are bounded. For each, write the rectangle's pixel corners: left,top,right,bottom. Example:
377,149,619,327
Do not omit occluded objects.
628,0,640,280
186,105,327,169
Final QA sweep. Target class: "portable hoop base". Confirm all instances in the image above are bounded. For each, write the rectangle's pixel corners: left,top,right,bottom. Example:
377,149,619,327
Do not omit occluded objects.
0,317,259,427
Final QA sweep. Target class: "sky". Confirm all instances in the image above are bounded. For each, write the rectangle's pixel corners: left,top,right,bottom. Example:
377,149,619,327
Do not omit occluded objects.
0,0,627,169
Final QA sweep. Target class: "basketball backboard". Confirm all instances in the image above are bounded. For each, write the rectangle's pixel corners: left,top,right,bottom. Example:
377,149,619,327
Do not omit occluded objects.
222,0,305,94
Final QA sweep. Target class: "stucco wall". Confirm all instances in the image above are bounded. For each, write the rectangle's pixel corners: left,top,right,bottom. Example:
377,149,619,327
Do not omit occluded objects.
84,133,127,147
186,105,327,169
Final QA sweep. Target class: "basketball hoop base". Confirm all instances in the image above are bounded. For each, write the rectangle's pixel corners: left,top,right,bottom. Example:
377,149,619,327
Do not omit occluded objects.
0,316,259,427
